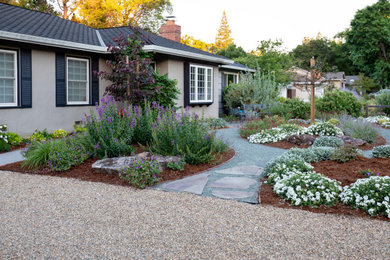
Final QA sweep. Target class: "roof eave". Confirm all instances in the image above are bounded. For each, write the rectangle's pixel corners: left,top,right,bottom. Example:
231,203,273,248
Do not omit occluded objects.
219,64,255,72
0,30,108,54
143,45,233,65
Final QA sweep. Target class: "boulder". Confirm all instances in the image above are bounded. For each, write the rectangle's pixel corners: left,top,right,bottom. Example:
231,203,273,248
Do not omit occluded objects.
92,152,182,175
284,134,316,146
336,135,366,147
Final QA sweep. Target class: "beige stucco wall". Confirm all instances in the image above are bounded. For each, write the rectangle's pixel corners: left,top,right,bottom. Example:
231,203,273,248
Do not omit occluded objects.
156,60,219,118
0,50,108,136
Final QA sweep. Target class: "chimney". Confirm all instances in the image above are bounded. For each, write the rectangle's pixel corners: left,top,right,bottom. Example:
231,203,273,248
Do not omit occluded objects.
160,19,181,43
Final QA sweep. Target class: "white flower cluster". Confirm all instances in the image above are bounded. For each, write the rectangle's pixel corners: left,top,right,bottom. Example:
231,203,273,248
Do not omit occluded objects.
267,158,313,184
303,122,344,136
0,124,8,143
382,121,390,128
365,115,390,124
340,176,390,218
248,124,304,144
273,171,342,206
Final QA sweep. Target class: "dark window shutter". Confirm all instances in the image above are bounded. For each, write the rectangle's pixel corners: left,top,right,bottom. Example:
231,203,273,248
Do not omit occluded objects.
56,52,66,107
20,49,32,108
183,62,189,107
91,57,99,105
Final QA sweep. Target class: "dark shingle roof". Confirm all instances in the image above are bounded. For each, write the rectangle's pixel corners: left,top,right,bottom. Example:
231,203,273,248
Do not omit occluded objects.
98,27,227,60
325,72,345,80
0,3,101,46
345,75,359,85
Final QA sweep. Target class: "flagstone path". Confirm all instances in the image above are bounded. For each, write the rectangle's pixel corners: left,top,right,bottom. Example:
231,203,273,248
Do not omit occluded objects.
155,125,286,204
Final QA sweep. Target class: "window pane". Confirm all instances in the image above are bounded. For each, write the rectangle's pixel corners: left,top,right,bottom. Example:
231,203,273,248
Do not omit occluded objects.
197,67,205,101
0,52,15,78
190,66,195,101
68,58,88,103
68,81,87,102
207,68,212,101
0,78,15,103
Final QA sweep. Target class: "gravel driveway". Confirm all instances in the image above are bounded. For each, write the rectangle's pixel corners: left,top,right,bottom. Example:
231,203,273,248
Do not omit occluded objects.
1,171,389,259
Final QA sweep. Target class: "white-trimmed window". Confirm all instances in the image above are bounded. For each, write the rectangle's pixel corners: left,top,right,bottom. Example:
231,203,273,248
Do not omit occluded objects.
0,49,17,107
67,57,89,105
226,73,239,85
190,64,213,103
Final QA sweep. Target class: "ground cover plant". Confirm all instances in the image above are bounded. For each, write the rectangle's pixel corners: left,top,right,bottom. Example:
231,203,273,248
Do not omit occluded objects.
207,118,228,129
312,136,343,148
372,145,390,158
337,114,378,143
0,124,10,152
239,115,286,138
119,157,161,189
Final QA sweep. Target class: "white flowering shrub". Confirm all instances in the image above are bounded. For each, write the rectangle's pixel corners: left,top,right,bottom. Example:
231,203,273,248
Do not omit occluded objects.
381,121,390,128
313,136,344,148
340,176,390,218
267,158,313,184
263,153,301,176
278,124,304,135
365,116,390,124
248,128,289,144
0,124,8,143
304,122,344,136
372,145,390,158
274,171,342,207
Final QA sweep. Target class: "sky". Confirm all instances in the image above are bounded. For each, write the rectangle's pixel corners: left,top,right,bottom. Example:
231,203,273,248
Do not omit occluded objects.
168,0,377,52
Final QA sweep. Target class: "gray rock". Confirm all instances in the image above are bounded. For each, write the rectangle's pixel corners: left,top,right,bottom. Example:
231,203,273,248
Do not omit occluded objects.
336,135,367,146
284,134,316,146
92,152,182,175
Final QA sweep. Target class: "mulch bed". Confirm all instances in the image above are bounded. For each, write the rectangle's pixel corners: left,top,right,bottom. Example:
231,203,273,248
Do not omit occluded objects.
0,148,235,187
259,156,390,221
263,135,387,150
0,143,26,155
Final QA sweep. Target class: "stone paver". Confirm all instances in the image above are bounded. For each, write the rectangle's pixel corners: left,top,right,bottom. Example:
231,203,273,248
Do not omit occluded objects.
209,177,257,189
211,190,255,200
0,150,24,166
158,173,209,195
215,165,263,176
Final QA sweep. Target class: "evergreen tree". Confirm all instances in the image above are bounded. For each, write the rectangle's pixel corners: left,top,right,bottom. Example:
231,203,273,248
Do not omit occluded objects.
215,11,233,50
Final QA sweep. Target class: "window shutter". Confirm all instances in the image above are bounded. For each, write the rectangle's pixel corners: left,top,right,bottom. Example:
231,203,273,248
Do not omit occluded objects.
91,57,99,105
20,49,32,108
183,62,189,107
55,52,66,107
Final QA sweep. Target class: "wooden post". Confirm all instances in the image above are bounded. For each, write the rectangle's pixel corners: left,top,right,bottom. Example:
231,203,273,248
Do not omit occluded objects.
310,57,315,124
125,55,130,97
365,103,369,118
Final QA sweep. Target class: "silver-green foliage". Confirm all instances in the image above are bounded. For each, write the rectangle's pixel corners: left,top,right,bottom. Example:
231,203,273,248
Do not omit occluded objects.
224,69,280,108
372,145,390,158
313,136,344,148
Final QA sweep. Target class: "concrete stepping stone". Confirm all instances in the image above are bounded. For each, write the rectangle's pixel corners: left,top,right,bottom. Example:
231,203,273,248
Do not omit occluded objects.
212,190,255,200
209,177,257,189
157,173,209,195
215,166,263,176
0,150,24,166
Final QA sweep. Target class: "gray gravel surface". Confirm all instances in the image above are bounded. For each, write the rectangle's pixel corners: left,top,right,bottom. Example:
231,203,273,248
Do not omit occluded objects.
1,171,389,259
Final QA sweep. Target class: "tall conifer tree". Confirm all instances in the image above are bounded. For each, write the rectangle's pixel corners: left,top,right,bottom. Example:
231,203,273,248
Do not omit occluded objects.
215,11,233,50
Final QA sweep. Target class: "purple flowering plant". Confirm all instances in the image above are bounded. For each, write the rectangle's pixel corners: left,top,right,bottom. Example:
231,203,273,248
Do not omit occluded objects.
119,157,161,188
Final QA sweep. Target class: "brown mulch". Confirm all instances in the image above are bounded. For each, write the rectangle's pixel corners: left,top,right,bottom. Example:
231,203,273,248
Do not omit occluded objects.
259,156,390,221
263,135,386,150
0,149,235,187
0,143,27,154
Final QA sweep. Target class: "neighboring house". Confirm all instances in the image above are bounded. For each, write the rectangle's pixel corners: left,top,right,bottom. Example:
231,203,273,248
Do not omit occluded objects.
344,75,361,100
281,67,347,102
0,3,245,135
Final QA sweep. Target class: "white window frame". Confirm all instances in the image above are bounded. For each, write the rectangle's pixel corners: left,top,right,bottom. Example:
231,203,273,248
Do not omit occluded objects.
0,49,18,107
189,64,213,103
225,72,239,85
66,56,89,105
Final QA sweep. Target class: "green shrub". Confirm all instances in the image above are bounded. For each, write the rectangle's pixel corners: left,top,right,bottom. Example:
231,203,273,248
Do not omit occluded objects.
316,90,362,117
73,124,87,133
208,118,228,129
309,147,336,162
120,157,161,188
22,141,53,169
340,176,390,218
239,115,286,138
338,115,378,143
375,91,390,115
331,145,361,163
372,145,390,158
53,129,68,139
167,159,186,171
304,122,344,136
47,137,90,171
133,102,158,145
0,139,11,152
271,98,311,119
146,70,180,108
273,171,342,207
328,118,339,125
313,136,344,148
266,157,313,184
6,132,23,146
284,147,335,163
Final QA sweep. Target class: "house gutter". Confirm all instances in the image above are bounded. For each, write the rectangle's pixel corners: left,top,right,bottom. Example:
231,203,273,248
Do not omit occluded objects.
219,64,255,72
0,31,109,54
143,45,234,65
